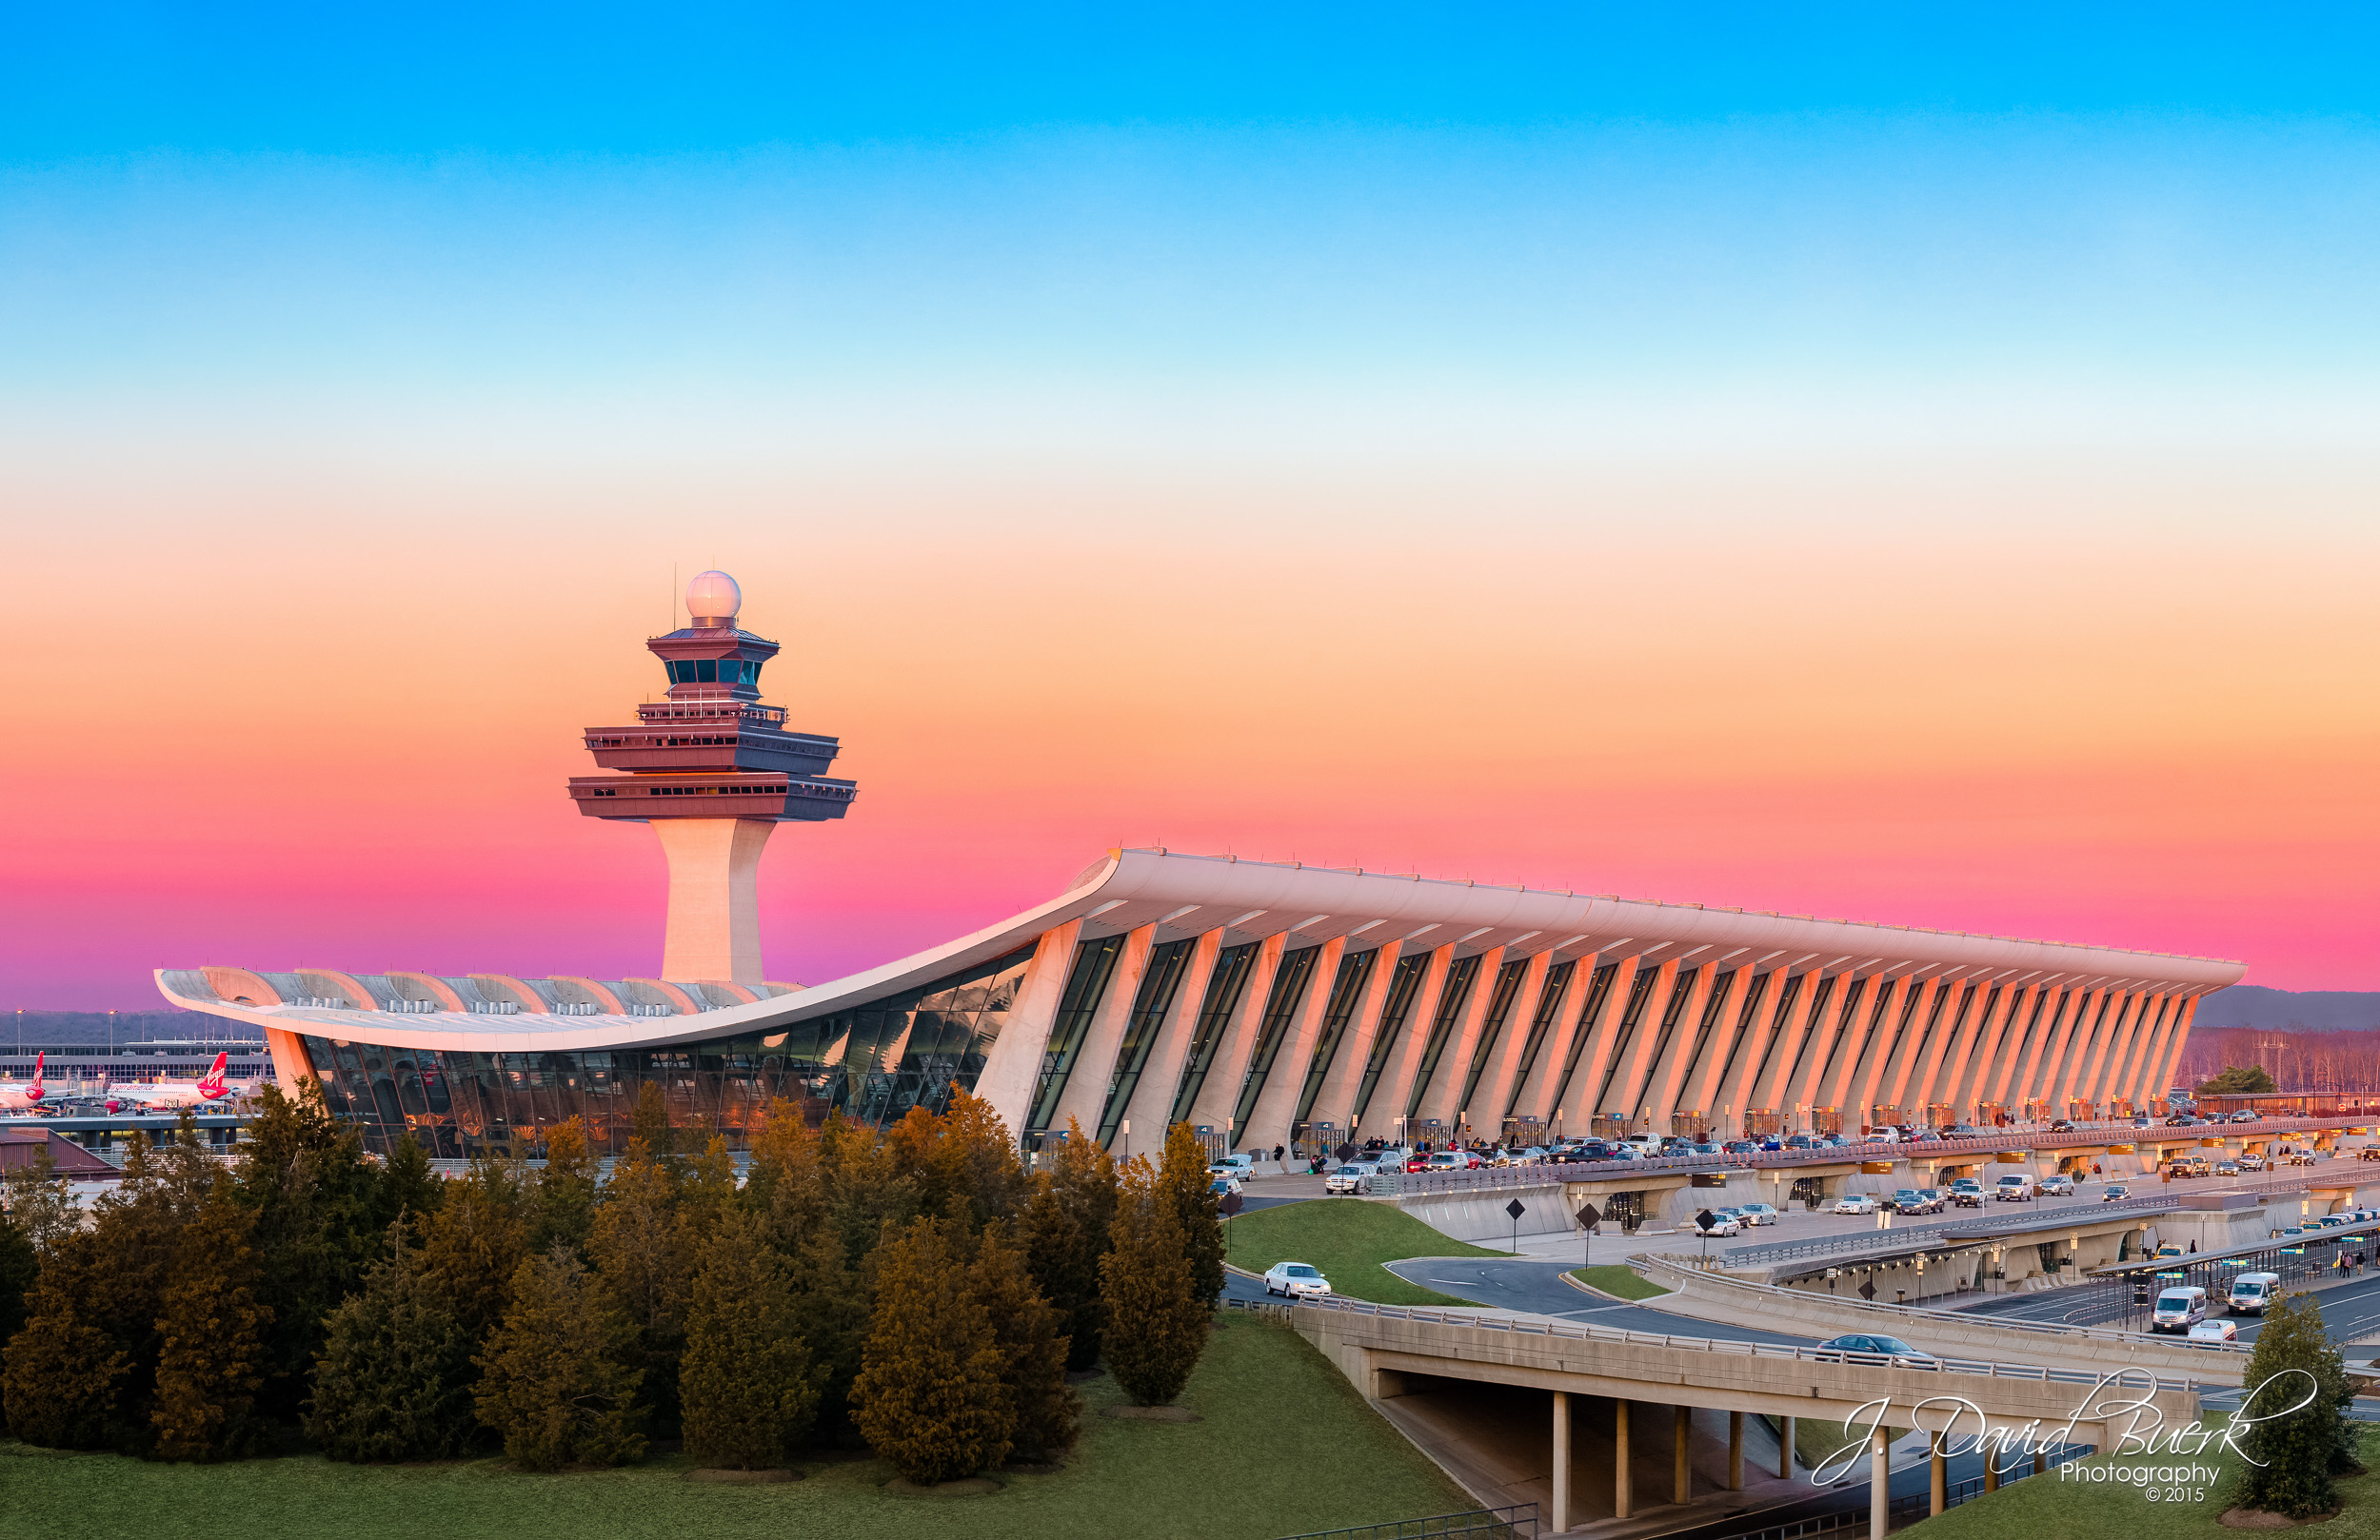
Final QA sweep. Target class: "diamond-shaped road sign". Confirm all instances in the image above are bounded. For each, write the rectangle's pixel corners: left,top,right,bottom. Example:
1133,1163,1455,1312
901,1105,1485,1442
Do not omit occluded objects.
1576,1202,1600,1231
1506,1198,1527,1220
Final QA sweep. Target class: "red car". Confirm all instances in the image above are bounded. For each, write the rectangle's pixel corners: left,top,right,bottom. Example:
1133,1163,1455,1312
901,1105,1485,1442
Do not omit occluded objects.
1405,1155,1432,1173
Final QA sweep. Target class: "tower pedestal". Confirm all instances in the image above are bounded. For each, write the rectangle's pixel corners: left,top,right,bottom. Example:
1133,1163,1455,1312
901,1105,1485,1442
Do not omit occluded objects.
655,818,776,984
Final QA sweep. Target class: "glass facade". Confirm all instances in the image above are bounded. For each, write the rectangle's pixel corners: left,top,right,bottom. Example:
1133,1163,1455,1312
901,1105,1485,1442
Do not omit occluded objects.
1025,936,1125,1134
303,944,1038,1157
1293,948,1379,1125
1167,942,1259,1125
1456,958,1531,1115
663,658,764,685
1591,964,1663,1116
1707,969,1772,1106
1669,968,1738,1111
1095,938,1195,1146
1350,951,1433,1120
1402,954,1481,1120
1545,961,1617,1118
1231,945,1323,1131
1500,958,1576,1123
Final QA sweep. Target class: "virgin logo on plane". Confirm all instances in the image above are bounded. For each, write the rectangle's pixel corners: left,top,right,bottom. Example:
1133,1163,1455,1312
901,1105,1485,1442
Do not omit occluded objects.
0,1054,44,1110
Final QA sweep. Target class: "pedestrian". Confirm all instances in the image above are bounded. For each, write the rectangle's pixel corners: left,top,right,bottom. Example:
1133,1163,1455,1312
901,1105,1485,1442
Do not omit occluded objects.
1273,1142,1285,1168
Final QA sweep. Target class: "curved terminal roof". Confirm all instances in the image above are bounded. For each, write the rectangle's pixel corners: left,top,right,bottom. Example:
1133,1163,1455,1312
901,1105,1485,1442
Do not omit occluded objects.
157,847,2248,1052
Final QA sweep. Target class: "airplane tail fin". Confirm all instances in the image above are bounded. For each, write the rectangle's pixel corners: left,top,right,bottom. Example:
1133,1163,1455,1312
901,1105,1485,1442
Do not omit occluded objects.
201,1050,228,1089
30,1052,41,1084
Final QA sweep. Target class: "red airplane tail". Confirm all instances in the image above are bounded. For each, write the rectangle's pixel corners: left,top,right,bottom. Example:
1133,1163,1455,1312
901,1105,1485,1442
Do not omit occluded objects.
199,1051,228,1091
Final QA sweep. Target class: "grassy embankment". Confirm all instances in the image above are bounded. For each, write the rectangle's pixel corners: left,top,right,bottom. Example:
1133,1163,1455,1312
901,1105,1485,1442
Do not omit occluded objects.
1567,1265,1668,1301
0,1313,1470,1540
1225,1199,1505,1306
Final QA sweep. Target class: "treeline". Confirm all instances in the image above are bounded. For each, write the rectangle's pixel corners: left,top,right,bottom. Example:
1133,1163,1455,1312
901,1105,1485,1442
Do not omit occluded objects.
0,1083,1223,1481
2179,1027,2380,1095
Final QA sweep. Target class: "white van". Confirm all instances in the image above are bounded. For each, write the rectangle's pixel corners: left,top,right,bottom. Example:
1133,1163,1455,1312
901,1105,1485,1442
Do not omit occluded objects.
1994,1175,2034,1202
2228,1273,2281,1316
2152,1286,2210,1333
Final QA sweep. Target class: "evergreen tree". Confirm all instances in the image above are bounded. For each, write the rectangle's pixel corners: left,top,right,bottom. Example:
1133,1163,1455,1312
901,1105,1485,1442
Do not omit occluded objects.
2,1146,81,1255
306,1220,478,1462
531,1116,598,1257
680,1135,740,1245
886,1094,1027,1234
0,1206,36,1357
419,1155,532,1351
1023,1116,1118,1371
232,1080,387,1420
783,1223,872,1447
379,1133,445,1229
2236,1291,2358,1517
1157,1120,1225,1308
1101,1155,1207,1407
630,1081,675,1158
2198,1063,2279,1096
744,1100,825,1254
681,1211,823,1470
474,1245,645,1471
150,1175,272,1462
586,1136,694,1429
2,1231,131,1449
851,1217,1015,1482
973,1225,1079,1461
819,1113,920,1266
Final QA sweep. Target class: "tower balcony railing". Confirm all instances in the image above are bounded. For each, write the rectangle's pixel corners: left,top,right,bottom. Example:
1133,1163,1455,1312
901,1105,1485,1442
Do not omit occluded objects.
633,700,789,727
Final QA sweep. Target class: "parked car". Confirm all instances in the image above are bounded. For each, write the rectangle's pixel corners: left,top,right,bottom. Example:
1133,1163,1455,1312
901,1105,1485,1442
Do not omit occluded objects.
2102,1183,2131,1201
1694,1211,1743,1236
2037,1175,2075,1196
1835,1194,1881,1215
1262,1261,1333,1299
2151,1287,2210,1333
1210,1154,1257,1182
1734,1202,1780,1225
1994,1175,2034,1202
2188,1317,2239,1344
2131,1115,2152,1128
2360,1146,2380,1163
1814,1333,1934,1367
2228,1272,2281,1315
1208,1175,1241,1197
1783,1135,1818,1150
2154,1243,2186,1258
1324,1162,1376,1195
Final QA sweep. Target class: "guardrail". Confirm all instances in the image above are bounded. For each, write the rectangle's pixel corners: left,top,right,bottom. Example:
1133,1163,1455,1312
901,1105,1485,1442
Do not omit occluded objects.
1272,1504,1537,1540
1710,1446,2091,1540
1282,1284,2207,1390
1634,1252,2249,1361
1375,1116,2370,1198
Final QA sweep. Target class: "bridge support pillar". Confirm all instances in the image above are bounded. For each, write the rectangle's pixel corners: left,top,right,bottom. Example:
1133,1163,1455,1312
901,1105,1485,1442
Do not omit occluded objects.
1675,1405,1691,1504
1729,1410,1744,1490
1870,1431,1888,1540
1615,1400,1632,1519
1931,1451,1947,1515
1984,1455,2000,1492
1778,1415,1795,1479
2033,1450,2045,1476
1551,1391,1570,1534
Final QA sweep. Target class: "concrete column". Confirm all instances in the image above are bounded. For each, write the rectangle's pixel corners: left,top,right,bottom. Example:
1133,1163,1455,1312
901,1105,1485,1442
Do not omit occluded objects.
1729,1410,1744,1491
1641,964,1721,1128
1984,1455,2000,1492
1117,928,1221,1141
1048,923,1158,1136
1185,934,1286,1145
1870,1431,1890,1540
1553,955,1641,1130
1615,1399,1633,1519
1470,950,1553,1135
1778,1415,1795,1479
1931,1451,1947,1515
1551,1391,1570,1534
1309,938,1401,1135
1417,945,1506,1134
2003,981,2072,1115
653,817,775,983
2033,1450,2045,1476
1510,951,1598,1129
1244,935,1348,1151
1674,1404,1692,1504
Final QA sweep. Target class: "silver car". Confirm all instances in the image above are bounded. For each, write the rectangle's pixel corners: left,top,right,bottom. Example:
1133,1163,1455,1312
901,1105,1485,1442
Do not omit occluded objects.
1324,1161,1376,1194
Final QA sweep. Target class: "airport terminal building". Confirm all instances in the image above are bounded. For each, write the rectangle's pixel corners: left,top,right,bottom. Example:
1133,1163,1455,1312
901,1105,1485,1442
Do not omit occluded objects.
154,574,2246,1159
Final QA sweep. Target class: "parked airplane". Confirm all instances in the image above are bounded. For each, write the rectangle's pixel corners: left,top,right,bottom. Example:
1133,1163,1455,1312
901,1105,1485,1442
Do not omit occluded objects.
0,1054,44,1110
103,1052,248,1112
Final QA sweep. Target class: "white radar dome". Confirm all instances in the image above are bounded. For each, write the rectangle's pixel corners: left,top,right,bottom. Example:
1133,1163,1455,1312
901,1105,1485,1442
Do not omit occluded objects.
685,570,742,626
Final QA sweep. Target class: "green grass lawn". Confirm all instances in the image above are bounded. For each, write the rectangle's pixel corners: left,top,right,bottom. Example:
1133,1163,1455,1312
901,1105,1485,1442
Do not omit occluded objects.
1226,1199,1507,1306
1917,1426,2380,1539
0,1313,1470,1540
1567,1265,1669,1301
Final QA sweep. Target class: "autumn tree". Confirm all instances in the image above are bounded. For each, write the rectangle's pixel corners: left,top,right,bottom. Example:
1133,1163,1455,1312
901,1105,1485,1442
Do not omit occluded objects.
783,1222,873,1446
586,1136,694,1429
232,1080,387,1418
974,1225,1078,1461
150,1175,272,1461
1101,1154,1207,1407
2235,1291,2358,1517
474,1245,645,1471
1023,1116,1118,1371
681,1211,823,1470
1157,1120,1225,1307
306,1220,478,1462
851,1217,1014,1482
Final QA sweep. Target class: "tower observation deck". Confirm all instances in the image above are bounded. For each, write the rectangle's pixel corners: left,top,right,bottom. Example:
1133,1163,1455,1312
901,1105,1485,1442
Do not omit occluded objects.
565,570,857,983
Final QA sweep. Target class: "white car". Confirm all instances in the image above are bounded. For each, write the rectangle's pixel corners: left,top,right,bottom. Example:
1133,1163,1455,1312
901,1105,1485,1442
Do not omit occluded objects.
1834,1194,1881,1215
1734,1202,1779,1226
1209,1154,1257,1182
2188,1317,2239,1344
2037,1175,2075,1196
1324,1162,1376,1194
1263,1261,1333,1298
1692,1211,1743,1235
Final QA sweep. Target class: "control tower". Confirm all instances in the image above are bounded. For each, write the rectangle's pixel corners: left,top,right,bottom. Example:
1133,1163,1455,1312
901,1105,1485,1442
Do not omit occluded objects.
567,571,857,983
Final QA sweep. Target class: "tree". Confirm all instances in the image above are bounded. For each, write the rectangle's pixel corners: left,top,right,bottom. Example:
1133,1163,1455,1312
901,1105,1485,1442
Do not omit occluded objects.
531,1116,598,1257
973,1225,1079,1461
1157,1121,1225,1307
818,1113,920,1266
681,1211,823,1470
744,1099,825,1253
150,1175,272,1461
2,1146,81,1256
885,1093,1028,1234
2,1231,131,1449
2235,1291,2357,1517
851,1217,1014,1482
2199,1064,2279,1096
1022,1116,1117,1372
630,1080,675,1158
0,1205,36,1358
305,1221,478,1462
783,1222,873,1447
680,1135,740,1245
1100,1155,1208,1407
379,1133,445,1229
586,1137,694,1429
474,1245,645,1471
232,1080,387,1420
419,1155,532,1351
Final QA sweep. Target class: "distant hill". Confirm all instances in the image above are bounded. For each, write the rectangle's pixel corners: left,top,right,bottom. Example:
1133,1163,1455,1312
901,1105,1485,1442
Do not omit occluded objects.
2194,986,2380,1034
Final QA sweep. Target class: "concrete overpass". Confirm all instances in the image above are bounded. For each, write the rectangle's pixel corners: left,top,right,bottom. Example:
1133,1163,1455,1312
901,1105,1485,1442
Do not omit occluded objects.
1279,1293,2202,1536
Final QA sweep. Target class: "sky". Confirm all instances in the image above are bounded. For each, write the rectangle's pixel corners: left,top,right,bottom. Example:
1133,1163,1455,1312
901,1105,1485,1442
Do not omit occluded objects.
6,6,2379,1007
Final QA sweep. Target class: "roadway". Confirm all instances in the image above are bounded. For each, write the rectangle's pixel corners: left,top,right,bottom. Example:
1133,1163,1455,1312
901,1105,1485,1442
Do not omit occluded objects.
1384,1256,1819,1348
